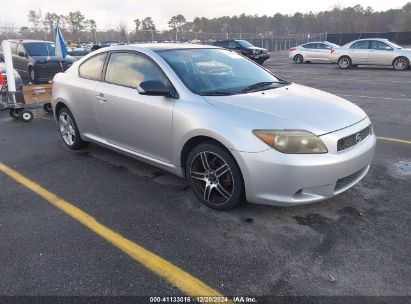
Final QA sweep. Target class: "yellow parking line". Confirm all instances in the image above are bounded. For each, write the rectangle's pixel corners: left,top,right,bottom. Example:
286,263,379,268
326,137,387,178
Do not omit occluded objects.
0,161,225,300
377,136,411,145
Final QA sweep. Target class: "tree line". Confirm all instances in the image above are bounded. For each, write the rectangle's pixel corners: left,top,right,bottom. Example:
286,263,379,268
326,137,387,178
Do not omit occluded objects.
23,2,411,36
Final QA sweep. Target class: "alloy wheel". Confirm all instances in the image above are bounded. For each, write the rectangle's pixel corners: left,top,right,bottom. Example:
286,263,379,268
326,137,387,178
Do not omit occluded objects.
189,151,234,205
394,58,407,70
339,57,350,68
59,112,76,146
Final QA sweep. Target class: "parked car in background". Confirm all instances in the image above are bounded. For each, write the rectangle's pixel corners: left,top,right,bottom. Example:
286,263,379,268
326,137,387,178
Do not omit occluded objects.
331,38,411,70
289,41,340,63
0,39,76,84
68,47,91,60
52,44,375,210
212,39,270,64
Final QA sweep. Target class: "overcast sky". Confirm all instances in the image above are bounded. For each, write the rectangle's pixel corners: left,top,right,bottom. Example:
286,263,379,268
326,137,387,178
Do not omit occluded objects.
2,0,408,30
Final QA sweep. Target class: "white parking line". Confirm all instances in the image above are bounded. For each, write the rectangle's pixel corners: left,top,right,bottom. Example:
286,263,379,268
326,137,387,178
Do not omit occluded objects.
334,94,411,101
274,74,411,84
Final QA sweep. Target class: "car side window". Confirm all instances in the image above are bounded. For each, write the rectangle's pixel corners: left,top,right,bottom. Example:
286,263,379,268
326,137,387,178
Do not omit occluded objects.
79,53,107,80
351,41,370,49
16,44,25,56
228,41,239,49
304,43,315,49
370,41,390,50
319,43,331,50
104,52,166,88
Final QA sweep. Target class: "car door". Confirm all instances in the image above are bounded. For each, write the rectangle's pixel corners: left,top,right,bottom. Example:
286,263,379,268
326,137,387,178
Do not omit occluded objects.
301,43,316,60
95,51,174,163
348,41,370,64
316,43,332,61
75,52,108,138
368,40,396,65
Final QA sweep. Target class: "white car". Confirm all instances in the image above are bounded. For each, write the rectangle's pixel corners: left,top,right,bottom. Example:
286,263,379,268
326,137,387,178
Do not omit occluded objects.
289,41,340,63
330,38,411,70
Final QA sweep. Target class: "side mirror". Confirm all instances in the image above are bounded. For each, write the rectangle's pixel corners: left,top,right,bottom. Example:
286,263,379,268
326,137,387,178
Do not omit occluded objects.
18,51,26,57
137,80,172,97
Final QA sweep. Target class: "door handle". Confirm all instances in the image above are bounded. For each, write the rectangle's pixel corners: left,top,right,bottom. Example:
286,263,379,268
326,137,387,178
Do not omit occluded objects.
96,94,107,103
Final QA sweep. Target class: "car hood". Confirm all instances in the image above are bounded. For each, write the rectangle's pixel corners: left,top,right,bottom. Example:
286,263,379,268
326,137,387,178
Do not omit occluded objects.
203,83,367,135
247,46,267,52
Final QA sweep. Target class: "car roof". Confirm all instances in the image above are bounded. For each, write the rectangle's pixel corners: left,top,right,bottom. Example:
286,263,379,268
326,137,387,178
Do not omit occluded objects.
352,38,389,43
105,43,220,52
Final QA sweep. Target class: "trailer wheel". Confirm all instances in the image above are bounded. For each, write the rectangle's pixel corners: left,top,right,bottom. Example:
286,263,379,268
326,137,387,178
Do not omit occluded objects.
9,108,22,119
21,110,34,122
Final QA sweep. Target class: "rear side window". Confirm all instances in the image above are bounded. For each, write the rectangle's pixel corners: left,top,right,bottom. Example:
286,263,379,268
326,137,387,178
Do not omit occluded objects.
104,52,166,88
303,43,315,49
79,53,106,80
351,41,370,49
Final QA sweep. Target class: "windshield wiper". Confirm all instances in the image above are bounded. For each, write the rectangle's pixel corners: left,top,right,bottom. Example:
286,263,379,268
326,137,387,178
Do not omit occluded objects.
200,91,234,96
240,81,289,93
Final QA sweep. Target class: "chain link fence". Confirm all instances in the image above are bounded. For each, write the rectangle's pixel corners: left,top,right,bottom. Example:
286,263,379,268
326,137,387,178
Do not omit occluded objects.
326,32,411,46
0,27,327,52
2,26,411,51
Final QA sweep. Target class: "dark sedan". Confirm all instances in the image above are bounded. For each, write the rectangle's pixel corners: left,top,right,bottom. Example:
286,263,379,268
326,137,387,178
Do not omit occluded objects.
211,39,270,64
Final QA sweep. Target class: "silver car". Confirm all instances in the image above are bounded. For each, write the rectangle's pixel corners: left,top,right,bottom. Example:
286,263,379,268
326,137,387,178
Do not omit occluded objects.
52,44,376,210
289,41,340,63
331,38,411,70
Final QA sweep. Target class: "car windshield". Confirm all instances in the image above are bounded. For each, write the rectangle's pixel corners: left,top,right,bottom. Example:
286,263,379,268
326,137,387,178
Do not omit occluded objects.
236,40,254,48
387,41,403,49
158,48,287,95
23,42,56,56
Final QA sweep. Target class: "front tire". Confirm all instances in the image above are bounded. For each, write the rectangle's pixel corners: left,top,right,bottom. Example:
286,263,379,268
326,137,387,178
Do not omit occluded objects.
185,143,244,210
57,107,89,150
29,67,36,84
393,57,409,71
338,56,352,69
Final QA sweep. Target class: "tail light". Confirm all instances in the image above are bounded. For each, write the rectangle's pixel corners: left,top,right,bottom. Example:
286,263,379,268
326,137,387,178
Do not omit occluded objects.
289,48,296,51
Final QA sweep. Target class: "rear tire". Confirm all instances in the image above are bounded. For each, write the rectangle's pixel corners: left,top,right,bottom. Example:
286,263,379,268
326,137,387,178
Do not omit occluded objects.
185,142,244,210
57,106,89,150
294,54,303,64
338,56,352,69
43,103,53,113
9,108,22,119
393,57,409,71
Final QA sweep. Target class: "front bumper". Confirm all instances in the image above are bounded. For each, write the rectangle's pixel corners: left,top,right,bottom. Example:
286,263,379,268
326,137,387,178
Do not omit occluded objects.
231,118,376,206
249,53,270,62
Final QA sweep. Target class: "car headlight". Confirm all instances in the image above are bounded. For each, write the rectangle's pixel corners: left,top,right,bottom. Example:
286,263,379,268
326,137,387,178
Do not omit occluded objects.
252,50,259,55
252,130,328,154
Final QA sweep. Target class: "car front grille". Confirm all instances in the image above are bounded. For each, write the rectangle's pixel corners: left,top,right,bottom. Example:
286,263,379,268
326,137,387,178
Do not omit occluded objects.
337,125,371,152
335,167,366,192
